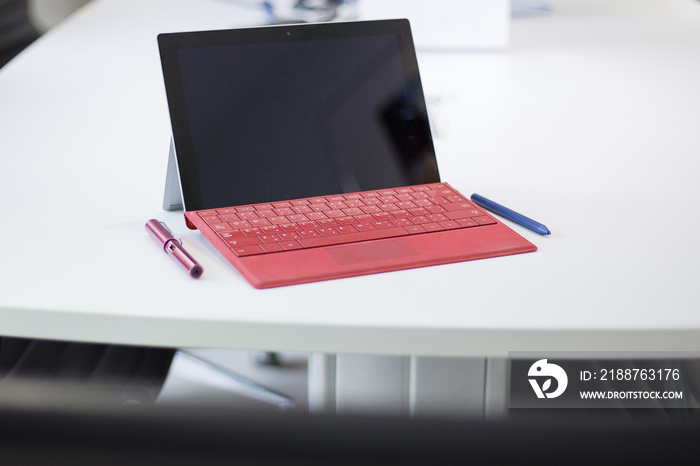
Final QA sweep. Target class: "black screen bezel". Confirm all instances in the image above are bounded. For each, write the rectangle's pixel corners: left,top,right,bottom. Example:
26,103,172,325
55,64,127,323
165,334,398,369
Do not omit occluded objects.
158,19,439,211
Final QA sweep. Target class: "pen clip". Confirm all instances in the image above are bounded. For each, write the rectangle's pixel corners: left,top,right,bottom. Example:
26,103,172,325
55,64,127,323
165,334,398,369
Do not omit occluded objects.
158,221,182,246
146,219,204,278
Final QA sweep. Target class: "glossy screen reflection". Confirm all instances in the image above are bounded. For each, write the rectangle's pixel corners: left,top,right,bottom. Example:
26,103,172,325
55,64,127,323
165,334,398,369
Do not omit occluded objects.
174,31,439,209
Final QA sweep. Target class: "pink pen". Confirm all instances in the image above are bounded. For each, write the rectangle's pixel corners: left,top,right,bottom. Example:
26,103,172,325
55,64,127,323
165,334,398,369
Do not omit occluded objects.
145,219,203,278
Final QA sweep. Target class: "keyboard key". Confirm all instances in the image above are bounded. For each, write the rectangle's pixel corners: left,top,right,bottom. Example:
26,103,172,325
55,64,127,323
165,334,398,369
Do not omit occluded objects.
427,213,449,222
342,207,364,216
372,212,392,220
344,199,365,208
361,205,381,214
423,222,445,232
310,203,330,212
317,227,340,236
473,216,497,226
249,218,271,227
442,202,475,212
389,218,412,227
298,229,320,238
211,209,232,215
231,245,264,256
406,225,427,234
260,243,284,253
316,218,338,226
307,212,329,220
428,188,455,197
336,225,358,234
203,218,223,226
238,211,259,220
408,208,429,216
414,199,436,207
225,236,261,247
287,214,309,223
396,201,417,209
438,221,461,230
409,216,430,224
425,205,446,214
297,226,409,248
298,221,319,230
279,241,303,250
269,216,290,225
211,223,234,231
335,217,356,225
279,232,300,241
241,227,262,236
259,234,282,243
372,220,394,229
456,218,479,228
445,209,483,220
354,223,376,231
218,230,244,239
274,207,295,216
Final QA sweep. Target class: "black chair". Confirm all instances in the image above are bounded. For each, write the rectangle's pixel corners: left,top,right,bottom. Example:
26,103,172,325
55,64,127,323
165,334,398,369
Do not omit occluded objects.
0,0,39,68
0,337,175,405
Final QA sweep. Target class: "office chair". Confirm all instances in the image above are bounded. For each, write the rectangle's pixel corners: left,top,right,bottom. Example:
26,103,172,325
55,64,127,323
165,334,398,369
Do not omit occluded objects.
0,0,39,68
0,337,175,405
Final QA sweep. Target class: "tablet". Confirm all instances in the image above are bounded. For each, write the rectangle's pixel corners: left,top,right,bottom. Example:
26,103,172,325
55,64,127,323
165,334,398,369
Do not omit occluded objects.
158,19,439,211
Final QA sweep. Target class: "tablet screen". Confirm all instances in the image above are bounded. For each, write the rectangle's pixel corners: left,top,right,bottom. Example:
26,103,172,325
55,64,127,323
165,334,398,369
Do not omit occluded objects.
159,20,439,210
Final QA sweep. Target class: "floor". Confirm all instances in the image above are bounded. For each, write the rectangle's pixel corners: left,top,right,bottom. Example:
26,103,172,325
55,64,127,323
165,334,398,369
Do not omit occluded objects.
157,349,309,413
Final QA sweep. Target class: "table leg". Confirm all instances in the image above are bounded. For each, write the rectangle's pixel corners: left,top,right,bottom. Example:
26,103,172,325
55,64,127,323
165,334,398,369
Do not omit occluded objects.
309,353,504,418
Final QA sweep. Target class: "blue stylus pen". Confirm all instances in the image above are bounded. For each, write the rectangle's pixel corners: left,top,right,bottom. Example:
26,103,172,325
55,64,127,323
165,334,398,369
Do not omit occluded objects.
470,193,551,235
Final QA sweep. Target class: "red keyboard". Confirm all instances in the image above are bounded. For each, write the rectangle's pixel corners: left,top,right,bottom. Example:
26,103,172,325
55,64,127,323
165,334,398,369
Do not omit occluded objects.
189,183,495,257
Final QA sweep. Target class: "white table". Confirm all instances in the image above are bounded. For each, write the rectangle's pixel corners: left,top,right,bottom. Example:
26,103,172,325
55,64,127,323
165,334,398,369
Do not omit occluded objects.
2,0,700,417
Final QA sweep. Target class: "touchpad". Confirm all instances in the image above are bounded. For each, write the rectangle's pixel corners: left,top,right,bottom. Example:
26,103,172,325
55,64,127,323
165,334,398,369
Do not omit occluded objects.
326,239,421,266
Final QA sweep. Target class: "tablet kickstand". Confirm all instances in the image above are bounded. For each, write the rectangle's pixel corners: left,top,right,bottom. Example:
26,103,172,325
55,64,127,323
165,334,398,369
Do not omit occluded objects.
163,138,184,211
